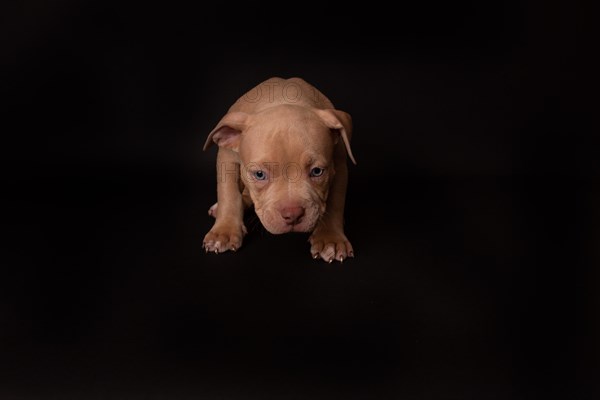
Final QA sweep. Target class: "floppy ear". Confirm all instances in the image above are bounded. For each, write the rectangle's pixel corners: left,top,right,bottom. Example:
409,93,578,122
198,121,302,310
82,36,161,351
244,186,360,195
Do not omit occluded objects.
314,108,357,165
202,111,249,151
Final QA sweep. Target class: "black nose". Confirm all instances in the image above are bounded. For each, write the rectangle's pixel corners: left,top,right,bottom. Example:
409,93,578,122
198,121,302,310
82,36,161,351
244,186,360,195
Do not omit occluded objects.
280,206,305,225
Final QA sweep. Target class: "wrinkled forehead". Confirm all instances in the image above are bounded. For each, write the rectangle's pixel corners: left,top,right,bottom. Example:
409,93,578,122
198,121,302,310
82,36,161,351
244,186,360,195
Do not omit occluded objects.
239,117,334,164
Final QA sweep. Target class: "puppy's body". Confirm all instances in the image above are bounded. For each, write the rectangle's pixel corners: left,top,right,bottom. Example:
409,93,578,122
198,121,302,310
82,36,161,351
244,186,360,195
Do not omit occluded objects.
203,77,355,262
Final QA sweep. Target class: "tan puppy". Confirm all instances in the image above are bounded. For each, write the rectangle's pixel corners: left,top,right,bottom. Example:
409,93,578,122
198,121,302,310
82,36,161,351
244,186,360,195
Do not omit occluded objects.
202,77,356,262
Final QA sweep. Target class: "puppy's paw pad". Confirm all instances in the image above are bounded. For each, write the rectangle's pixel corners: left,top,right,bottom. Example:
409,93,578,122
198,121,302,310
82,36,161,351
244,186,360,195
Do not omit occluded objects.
207,202,218,218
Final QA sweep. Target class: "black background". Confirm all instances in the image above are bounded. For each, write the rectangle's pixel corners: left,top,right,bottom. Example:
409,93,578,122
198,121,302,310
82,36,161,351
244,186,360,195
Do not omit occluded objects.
1,0,596,399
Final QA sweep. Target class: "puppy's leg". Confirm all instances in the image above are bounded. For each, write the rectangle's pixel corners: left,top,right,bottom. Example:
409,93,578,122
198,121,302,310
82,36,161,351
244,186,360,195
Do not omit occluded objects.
309,145,354,263
207,187,253,218
203,148,247,253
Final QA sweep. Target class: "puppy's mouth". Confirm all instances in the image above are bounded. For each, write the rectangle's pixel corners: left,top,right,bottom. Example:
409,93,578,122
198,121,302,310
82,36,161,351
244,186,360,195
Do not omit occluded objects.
287,220,318,233
256,204,322,234
262,217,318,234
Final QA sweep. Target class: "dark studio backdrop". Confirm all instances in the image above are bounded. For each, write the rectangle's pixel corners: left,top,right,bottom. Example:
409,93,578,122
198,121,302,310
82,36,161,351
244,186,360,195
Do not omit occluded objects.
1,0,596,399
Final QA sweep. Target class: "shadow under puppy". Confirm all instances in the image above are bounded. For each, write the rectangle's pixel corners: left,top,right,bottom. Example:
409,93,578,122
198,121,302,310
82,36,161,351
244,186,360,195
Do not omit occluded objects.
203,77,356,263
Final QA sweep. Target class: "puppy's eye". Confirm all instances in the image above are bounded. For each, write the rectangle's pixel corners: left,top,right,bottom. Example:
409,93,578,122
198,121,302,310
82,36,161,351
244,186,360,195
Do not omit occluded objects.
253,170,267,180
310,167,324,177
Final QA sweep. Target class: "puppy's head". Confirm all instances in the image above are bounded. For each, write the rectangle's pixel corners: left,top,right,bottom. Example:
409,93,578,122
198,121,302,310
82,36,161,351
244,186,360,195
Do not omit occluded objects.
204,104,355,234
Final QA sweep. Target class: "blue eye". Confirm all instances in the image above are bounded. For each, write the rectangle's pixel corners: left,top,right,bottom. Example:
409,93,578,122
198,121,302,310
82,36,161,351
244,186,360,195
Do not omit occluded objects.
310,167,324,177
253,170,267,180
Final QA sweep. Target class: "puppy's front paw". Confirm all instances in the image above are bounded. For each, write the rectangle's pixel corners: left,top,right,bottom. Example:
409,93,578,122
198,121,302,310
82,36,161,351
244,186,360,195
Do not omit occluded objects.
309,229,354,263
203,222,247,254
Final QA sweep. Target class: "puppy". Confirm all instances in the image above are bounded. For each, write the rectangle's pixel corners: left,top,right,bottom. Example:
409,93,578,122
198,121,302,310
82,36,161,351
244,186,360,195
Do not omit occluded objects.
202,77,356,262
